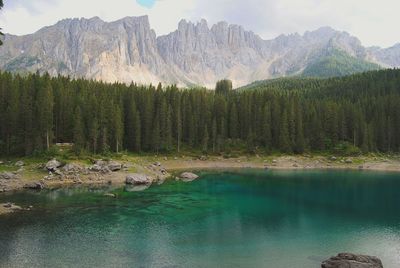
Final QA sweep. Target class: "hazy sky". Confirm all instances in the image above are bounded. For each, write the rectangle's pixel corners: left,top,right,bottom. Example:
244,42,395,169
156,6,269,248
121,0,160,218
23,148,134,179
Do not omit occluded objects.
0,0,399,48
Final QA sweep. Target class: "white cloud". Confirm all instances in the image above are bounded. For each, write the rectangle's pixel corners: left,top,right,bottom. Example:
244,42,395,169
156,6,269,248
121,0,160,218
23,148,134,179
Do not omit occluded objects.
0,0,399,48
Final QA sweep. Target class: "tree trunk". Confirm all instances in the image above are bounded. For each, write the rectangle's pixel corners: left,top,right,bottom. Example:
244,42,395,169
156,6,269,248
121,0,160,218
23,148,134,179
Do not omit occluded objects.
46,130,50,150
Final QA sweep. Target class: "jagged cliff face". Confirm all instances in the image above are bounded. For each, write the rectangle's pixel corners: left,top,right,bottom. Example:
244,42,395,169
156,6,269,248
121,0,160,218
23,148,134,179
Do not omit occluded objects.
0,16,398,87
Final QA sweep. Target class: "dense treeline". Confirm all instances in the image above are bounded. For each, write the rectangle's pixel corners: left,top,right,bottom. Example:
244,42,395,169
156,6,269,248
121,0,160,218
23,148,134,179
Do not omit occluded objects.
1,69,400,157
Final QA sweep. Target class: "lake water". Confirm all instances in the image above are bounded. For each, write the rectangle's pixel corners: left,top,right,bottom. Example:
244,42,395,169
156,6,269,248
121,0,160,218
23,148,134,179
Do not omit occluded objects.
0,169,400,268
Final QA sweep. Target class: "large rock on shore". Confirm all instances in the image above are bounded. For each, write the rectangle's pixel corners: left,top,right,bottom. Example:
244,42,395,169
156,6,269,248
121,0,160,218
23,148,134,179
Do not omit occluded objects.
322,253,383,268
125,174,153,185
178,172,199,182
89,160,122,173
45,159,62,171
108,161,122,171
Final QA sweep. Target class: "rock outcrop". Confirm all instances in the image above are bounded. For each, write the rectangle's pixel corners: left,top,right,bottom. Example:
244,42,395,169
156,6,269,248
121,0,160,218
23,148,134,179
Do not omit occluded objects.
0,16,393,87
321,253,383,268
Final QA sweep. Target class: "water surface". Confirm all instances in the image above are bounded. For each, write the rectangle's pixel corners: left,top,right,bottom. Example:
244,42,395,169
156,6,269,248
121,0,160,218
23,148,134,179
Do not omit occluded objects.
1,169,400,267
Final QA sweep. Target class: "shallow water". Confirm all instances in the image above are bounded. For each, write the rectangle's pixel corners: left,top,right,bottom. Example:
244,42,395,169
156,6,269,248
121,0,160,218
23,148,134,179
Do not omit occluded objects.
1,169,400,268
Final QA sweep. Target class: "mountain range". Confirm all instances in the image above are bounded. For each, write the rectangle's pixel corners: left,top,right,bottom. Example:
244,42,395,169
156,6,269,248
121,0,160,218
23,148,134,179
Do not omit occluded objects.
0,15,399,87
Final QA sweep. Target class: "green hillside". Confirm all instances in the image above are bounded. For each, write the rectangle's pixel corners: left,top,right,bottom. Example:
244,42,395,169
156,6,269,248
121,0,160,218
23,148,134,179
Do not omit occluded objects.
302,49,381,78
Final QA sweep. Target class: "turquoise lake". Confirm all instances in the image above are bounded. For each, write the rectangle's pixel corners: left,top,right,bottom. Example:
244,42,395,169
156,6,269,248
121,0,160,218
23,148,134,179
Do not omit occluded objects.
0,170,400,267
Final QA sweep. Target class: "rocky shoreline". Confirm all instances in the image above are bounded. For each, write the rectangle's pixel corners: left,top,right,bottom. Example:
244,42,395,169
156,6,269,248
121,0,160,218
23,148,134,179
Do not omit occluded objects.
0,157,202,215
0,158,173,194
1,155,400,195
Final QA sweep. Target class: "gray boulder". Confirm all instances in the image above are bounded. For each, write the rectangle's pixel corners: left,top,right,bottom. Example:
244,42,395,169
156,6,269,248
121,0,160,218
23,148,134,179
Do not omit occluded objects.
45,159,62,171
179,172,199,182
101,166,111,174
322,253,383,268
125,174,153,185
108,161,122,171
90,160,122,172
62,163,83,174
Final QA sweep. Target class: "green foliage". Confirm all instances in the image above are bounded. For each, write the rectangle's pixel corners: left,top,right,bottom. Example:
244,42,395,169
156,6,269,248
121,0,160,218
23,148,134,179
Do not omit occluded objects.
0,69,400,157
332,142,362,156
215,79,232,96
303,49,380,78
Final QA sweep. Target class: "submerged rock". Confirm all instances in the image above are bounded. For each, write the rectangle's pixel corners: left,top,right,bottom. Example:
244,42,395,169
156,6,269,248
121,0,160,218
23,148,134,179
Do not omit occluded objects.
125,174,153,185
3,202,22,210
178,172,199,182
103,193,117,198
321,253,383,268
125,184,150,192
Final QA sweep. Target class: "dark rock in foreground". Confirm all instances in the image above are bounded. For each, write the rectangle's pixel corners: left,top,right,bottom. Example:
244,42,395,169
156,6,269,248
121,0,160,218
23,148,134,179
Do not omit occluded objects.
322,253,383,268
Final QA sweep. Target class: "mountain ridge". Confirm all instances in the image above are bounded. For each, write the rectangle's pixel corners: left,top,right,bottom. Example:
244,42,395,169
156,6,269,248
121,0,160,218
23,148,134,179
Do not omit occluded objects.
0,16,398,87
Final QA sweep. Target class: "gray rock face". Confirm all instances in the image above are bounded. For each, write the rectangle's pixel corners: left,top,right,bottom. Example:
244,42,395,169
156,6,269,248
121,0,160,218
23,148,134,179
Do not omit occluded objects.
368,43,400,67
125,173,153,185
45,159,62,171
0,17,392,88
179,172,199,182
322,253,383,268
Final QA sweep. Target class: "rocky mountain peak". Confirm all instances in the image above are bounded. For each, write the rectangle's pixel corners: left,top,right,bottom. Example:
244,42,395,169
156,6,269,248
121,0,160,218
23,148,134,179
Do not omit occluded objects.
0,16,397,87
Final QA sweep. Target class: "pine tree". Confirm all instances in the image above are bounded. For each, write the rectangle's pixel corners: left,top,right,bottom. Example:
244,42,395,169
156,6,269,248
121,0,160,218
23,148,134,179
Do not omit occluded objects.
279,110,291,153
212,117,217,153
202,125,209,152
229,102,238,139
73,107,85,154
35,76,54,151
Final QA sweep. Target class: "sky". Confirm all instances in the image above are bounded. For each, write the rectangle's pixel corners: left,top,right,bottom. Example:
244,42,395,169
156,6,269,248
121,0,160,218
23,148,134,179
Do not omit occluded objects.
0,0,399,48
